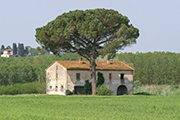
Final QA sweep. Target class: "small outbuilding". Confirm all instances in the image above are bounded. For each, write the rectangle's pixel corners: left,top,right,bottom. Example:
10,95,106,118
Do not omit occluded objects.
45,58,134,95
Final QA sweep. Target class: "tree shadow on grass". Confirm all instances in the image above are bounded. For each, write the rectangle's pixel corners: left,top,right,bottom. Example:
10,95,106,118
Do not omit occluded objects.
134,92,152,95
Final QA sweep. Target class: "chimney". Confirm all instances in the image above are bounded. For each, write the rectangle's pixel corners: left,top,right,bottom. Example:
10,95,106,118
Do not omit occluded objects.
79,57,83,63
107,59,110,64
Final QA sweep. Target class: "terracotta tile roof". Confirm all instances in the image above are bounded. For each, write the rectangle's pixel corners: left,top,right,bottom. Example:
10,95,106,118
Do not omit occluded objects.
3,49,13,51
56,61,134,71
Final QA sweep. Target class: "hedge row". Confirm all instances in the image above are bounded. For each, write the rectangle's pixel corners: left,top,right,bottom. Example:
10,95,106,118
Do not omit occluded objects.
0,82,46,95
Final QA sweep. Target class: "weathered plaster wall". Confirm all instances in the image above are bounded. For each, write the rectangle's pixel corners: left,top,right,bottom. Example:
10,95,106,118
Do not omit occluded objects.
67,70,91,85
67,70,133,95
96,70,133,95
46,62,67,95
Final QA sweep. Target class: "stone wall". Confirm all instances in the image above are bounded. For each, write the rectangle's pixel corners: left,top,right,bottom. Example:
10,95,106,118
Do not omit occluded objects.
67,70,133,95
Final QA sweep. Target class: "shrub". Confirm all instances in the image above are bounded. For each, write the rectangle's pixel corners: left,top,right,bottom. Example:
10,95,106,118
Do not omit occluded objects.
133,85,175,96
170,81,179,91
96,85,112,95
84,80,92,95
134,80,141,89
97,72,105,87
172,88,180,96
66,90,73,95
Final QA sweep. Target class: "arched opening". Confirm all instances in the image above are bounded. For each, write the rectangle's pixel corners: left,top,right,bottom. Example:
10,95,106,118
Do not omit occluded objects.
117,85,127,95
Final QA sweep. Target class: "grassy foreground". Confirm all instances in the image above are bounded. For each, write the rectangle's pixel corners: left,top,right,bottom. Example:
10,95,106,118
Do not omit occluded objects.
0,95,180,120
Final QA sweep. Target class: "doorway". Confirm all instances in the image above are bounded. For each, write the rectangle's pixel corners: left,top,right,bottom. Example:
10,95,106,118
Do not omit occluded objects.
74,86,85,95
117,85,127,95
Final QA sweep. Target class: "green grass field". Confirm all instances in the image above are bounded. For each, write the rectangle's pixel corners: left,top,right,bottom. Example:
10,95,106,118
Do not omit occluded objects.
0,95,180,120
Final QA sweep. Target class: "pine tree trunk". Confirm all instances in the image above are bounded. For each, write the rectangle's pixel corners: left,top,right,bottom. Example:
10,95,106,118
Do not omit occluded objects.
90,46,97,95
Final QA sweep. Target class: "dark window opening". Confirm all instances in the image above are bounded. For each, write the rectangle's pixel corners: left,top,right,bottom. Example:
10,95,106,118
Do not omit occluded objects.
76,73,80,81
121,74,124,79
56,73,58,78
109,73,112,80
56,66,58,71
61,86,64,91
50,86,52,89
55,86,58,91
121,74,124,83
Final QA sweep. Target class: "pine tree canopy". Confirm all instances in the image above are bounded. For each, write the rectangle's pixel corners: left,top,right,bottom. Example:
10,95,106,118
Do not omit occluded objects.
35,8,139,60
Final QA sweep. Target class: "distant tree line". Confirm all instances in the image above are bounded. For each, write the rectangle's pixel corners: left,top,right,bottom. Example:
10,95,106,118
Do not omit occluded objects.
0,53,80,86
115,52,180,85
0,52,179,86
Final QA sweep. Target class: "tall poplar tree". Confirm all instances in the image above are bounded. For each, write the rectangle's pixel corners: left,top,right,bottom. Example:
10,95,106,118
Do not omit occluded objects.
1,45,5,51
13,43,17,56
18,43,25,56
0,45,5,55
35,9,139,94
25,46,29,55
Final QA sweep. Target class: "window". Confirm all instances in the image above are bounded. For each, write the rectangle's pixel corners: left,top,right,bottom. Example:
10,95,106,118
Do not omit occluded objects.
76,73,80,81
55,86,58,91
56,66,58,71
61,86,64,91
50,86,52,90
109,73,112,80
121,74,124,83
121,74,124,80
56,73,58,78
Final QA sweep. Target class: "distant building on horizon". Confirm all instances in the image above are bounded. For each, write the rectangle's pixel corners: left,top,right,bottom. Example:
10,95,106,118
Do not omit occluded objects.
0,48,32,58
1,49,13,57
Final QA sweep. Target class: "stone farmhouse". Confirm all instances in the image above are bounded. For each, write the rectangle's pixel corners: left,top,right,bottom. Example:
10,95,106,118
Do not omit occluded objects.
45,58,134,95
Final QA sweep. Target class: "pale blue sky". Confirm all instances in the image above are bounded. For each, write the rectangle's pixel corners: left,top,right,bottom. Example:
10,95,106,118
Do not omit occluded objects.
0,0,180,53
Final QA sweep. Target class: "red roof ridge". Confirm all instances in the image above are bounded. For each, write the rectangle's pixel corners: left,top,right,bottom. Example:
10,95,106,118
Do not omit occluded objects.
56,61,68,69
3,49,13,51
120,61,135,70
